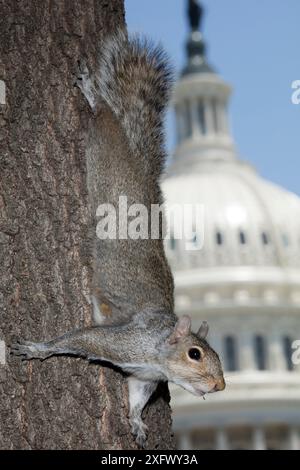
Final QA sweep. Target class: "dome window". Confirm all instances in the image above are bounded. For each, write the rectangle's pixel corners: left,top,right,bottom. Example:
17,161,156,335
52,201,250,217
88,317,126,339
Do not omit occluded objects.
261,232,270,245
239,230,247,245
175,105,184,144
254,335,267,371
185,231,203,251
282,336,294,371
282,233,290,247
184,100,192,138
216,231,223,245
224,335,239,372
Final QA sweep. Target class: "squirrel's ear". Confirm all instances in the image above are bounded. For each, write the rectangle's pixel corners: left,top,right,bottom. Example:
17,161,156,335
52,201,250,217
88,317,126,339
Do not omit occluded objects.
197,321,209,339
168,315,191,344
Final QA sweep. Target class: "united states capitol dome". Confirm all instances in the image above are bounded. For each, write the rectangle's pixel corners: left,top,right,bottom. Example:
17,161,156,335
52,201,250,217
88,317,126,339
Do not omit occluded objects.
162,5,300,308
166,0,300,451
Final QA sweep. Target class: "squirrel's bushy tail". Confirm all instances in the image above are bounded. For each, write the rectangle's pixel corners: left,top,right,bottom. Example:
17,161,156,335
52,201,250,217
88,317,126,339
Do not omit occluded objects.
95,28,174,179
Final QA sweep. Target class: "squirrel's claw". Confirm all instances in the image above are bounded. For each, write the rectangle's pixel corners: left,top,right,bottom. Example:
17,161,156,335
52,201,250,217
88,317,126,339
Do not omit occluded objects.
10,341,46,360
130,417,148,448
74,59,97,110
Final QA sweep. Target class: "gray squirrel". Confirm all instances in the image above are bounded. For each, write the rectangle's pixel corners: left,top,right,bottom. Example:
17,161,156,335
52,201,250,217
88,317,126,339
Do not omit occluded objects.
11,28,225,447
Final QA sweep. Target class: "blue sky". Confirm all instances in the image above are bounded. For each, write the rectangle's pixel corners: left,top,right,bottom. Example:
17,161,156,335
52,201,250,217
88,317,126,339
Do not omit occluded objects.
125,0,300,196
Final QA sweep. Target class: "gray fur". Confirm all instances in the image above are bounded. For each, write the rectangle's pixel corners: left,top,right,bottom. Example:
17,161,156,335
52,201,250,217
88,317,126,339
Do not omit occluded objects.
12,30,225,447
79,28,175,324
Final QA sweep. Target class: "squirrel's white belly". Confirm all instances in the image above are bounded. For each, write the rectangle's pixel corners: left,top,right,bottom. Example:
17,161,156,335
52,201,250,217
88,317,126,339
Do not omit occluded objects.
118,362,166,381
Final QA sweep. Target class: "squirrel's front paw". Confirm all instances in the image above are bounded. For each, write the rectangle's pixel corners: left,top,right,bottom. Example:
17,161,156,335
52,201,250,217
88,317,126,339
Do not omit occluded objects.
10,340,47,360
74,59,96,110
130,417,148,448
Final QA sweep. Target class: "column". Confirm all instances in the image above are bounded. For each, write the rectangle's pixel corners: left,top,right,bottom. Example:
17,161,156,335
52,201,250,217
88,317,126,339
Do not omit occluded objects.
218,100,229,134
204,98,214,136
178,432,192,450
215,429,229,450
239,332,256,371
252,428,266,450
268,333,286,371
288,428,300,450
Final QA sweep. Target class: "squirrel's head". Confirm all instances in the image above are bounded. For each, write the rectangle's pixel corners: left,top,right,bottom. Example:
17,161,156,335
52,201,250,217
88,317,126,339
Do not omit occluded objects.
165,315,225,397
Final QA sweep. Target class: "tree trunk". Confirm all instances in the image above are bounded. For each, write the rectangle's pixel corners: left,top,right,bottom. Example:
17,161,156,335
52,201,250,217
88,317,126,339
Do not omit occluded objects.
0,0,175,450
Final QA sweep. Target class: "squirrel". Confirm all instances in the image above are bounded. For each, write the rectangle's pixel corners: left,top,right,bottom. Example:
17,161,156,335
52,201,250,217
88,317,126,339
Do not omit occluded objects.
11,28,225,447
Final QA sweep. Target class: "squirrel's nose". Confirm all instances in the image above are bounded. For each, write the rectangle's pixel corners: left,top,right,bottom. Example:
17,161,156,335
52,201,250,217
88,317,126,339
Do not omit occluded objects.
213,377,226,392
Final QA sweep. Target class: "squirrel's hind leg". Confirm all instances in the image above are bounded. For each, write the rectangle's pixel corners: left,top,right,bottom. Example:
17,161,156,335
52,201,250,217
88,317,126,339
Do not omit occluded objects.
128,377,158,448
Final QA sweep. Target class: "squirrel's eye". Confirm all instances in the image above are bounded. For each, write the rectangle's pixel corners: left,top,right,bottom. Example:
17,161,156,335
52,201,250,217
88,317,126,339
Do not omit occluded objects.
188,348,201,361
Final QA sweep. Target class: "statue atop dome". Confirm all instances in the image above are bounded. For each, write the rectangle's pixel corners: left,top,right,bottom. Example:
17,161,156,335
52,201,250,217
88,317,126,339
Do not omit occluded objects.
188,0,203,32
182,0,215,76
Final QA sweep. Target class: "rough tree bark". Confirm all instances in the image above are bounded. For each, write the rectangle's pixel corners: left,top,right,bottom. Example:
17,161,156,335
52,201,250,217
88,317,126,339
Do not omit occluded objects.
0,0,175,450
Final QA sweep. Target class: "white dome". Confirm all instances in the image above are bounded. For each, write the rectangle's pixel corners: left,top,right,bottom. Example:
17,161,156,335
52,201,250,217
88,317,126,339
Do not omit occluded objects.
163,64,300,307
163,159,300,271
